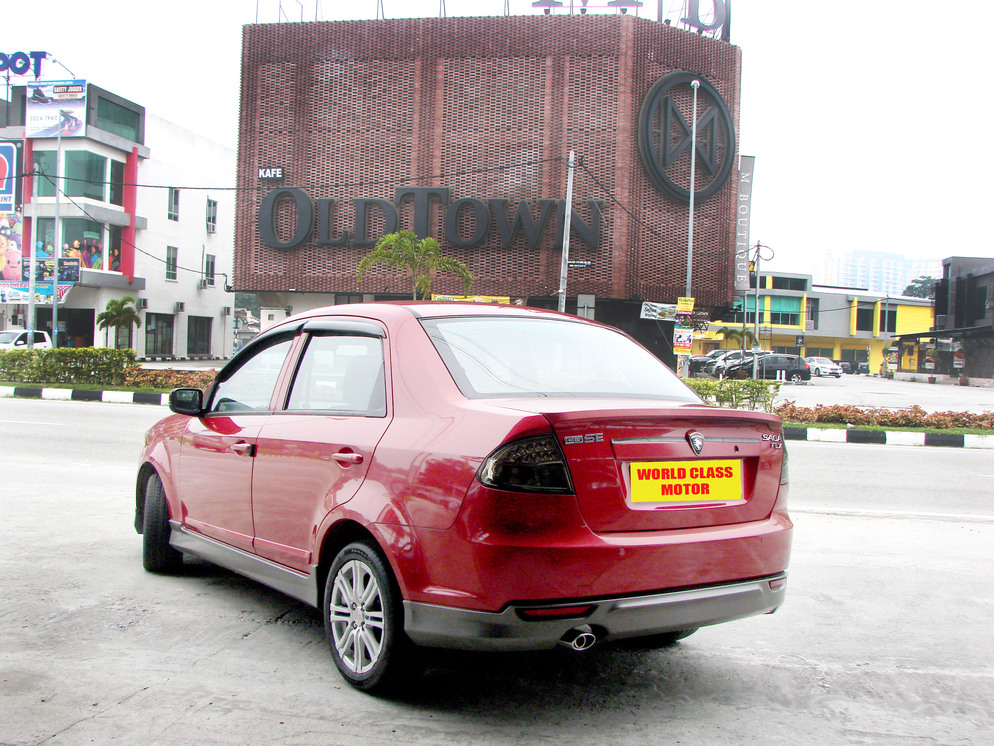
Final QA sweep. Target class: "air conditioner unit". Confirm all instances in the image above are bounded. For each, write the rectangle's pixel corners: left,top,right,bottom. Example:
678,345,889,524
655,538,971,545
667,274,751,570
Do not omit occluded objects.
805,320,814,330
136,298,148,310
935,314,947,326
174,302,185,313
222,306,232,316
198,279,209,289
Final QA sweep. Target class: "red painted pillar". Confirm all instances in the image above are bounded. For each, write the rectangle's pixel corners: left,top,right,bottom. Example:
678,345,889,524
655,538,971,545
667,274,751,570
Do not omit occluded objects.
21,138,33,260
121,146,139,282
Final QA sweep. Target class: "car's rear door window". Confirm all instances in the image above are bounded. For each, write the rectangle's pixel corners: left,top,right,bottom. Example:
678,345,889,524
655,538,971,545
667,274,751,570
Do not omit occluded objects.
285,334,386,416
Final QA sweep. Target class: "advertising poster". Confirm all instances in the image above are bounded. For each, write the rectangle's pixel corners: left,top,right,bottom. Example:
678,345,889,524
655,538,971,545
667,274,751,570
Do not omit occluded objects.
25,79,87,138
0,141,22,212
673,317,693,355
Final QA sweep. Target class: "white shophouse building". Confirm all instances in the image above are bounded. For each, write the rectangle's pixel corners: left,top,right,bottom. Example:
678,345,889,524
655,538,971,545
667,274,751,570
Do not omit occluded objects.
1,82,235,359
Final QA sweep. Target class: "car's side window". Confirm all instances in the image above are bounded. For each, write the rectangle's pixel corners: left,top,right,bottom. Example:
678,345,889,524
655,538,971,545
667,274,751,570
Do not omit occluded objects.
209,338,294,413
286,334,386,416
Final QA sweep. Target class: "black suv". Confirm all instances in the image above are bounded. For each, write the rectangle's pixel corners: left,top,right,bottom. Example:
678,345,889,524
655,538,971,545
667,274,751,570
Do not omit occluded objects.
725,354,811,382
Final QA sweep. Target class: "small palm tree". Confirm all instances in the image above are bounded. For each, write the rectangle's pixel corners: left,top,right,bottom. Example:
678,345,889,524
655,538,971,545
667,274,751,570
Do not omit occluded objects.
357,230,472,300
97,295,142,349
715,326,757,350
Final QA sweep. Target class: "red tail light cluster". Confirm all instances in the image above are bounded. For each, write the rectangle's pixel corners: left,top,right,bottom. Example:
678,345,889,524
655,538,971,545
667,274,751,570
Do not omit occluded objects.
477,435,574,494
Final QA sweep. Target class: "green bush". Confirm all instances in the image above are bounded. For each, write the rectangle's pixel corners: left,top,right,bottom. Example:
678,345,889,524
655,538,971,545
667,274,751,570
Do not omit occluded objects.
0,347,138,386
773,401,994,430
683,378,782,413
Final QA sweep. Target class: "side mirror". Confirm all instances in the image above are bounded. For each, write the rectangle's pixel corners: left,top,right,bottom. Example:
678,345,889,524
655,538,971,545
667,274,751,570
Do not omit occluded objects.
169,387,205,416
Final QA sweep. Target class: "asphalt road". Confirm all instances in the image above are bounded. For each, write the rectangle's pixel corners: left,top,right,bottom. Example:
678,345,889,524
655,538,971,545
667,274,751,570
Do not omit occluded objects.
1,399,992,745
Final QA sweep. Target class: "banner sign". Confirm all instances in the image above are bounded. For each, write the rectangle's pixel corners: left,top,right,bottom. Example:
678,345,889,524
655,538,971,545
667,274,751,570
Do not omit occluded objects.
0,281,71,304
734,155,755,292
640,301,679,321
26,79,87,138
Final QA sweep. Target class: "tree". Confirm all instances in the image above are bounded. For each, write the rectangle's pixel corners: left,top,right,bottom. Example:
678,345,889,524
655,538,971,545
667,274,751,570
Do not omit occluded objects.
96,296,142,349
357,230,472,300
715,326,757,350
903,276,936,299
235,292,260,316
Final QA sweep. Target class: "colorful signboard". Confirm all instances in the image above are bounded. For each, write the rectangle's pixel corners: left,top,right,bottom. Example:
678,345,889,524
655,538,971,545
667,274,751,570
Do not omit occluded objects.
26,79,87,138
0,142,22,213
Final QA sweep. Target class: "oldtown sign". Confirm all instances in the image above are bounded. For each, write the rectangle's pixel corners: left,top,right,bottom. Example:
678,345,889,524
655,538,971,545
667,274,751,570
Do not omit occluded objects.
259,186,605,251
638,71,736,203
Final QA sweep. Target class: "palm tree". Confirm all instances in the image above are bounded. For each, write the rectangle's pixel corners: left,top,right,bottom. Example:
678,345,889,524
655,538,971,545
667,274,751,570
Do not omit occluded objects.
715,326,757,351
97,295,142,349
357,231,472,300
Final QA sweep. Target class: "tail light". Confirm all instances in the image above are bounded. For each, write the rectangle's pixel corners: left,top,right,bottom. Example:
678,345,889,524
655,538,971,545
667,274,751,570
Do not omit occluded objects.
477,434,574,494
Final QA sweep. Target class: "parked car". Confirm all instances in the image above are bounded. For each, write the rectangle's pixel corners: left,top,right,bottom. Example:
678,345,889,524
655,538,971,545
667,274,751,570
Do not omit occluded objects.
834,360,869,375
804,356,843,378
712,349,772,378
135,303,791,692
0,329,52,349
688,348,726,376
726,353,811,383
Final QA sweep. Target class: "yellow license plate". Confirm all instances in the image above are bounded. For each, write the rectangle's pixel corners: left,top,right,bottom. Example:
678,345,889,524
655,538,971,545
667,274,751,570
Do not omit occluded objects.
630,459,743,503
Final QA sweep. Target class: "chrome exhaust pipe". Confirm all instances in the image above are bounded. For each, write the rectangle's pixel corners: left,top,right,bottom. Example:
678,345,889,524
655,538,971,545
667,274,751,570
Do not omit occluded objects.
558,625,597,651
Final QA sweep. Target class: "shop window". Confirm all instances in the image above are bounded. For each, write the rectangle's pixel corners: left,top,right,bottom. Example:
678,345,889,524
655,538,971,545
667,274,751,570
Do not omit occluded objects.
879,307,897,333
771,276,807,291
95,96,142,142
168,188,180,221
205,254,216,286
768,297,801,326
808,347,834,358
65,151,106,201
187,316,212,356
806,298,819,330
166,246,178,281
855,307,875,332
206,198,218,233
145,313,174,356
108,226,122,272
33,150,57,197
109,160,126,206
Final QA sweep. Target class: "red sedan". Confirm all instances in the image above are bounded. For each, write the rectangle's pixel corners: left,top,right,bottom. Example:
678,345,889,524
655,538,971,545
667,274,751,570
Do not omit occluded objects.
135,302,791,692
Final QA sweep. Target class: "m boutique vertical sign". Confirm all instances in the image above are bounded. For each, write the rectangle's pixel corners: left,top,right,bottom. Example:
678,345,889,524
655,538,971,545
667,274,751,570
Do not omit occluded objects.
734,155,755,293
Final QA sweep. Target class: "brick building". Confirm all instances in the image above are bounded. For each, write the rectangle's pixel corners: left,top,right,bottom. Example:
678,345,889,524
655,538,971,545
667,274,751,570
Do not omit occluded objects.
235,15,742,360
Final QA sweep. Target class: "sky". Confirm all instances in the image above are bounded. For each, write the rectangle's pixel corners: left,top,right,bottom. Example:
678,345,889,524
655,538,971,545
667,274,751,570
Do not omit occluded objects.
6,0,993,277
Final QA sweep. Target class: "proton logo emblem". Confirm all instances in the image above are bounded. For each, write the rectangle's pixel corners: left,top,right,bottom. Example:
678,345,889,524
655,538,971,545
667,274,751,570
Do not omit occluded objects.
638,72,736,203
687,431,705,456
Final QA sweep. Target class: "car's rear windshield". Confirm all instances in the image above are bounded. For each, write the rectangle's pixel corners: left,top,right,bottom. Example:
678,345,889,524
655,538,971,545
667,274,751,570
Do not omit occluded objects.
422,316,699,401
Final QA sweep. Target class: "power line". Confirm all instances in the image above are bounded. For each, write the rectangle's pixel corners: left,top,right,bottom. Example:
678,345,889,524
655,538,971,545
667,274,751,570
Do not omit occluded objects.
22,155,566,193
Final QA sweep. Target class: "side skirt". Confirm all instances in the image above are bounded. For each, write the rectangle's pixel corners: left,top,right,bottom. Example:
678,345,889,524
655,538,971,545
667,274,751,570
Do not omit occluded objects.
169,521,320,607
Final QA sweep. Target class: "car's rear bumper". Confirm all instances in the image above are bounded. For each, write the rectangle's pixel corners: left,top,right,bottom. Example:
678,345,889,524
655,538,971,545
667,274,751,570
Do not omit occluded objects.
403,573,787,651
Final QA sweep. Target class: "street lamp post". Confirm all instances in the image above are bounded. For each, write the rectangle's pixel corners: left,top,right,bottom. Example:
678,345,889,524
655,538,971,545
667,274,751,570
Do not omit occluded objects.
685,79,699,299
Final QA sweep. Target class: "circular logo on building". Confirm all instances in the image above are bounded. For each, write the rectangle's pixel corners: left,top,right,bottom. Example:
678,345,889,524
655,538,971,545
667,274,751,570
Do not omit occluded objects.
638,72,736,203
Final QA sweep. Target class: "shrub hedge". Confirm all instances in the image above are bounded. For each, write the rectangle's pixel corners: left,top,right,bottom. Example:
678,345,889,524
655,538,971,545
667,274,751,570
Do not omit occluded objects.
0,347,138,386
683,378,781,413
772,401,994,430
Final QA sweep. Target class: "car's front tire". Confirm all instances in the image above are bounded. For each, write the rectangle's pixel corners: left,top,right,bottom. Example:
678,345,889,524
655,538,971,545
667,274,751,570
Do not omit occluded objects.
324,541,422,693
142,473,183,573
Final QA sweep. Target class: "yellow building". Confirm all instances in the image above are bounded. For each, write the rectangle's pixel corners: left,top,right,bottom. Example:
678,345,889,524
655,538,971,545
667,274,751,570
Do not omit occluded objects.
694,271,934,373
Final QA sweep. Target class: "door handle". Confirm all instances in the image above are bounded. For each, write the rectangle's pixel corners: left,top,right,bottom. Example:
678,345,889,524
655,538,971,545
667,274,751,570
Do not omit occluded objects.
231,442,256,457
332,451,363,465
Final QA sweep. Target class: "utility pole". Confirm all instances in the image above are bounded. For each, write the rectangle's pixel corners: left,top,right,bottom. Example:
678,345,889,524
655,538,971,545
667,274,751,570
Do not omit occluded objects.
557,150,576,314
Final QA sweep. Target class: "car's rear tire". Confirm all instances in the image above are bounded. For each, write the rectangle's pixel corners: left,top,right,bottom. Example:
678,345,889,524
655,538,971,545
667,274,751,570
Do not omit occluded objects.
324,541,422,693
790,372,804,383
142,473,183,573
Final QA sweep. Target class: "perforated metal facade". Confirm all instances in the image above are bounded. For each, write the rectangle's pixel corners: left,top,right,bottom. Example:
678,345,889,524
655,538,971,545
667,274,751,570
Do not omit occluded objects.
235,15,742,308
